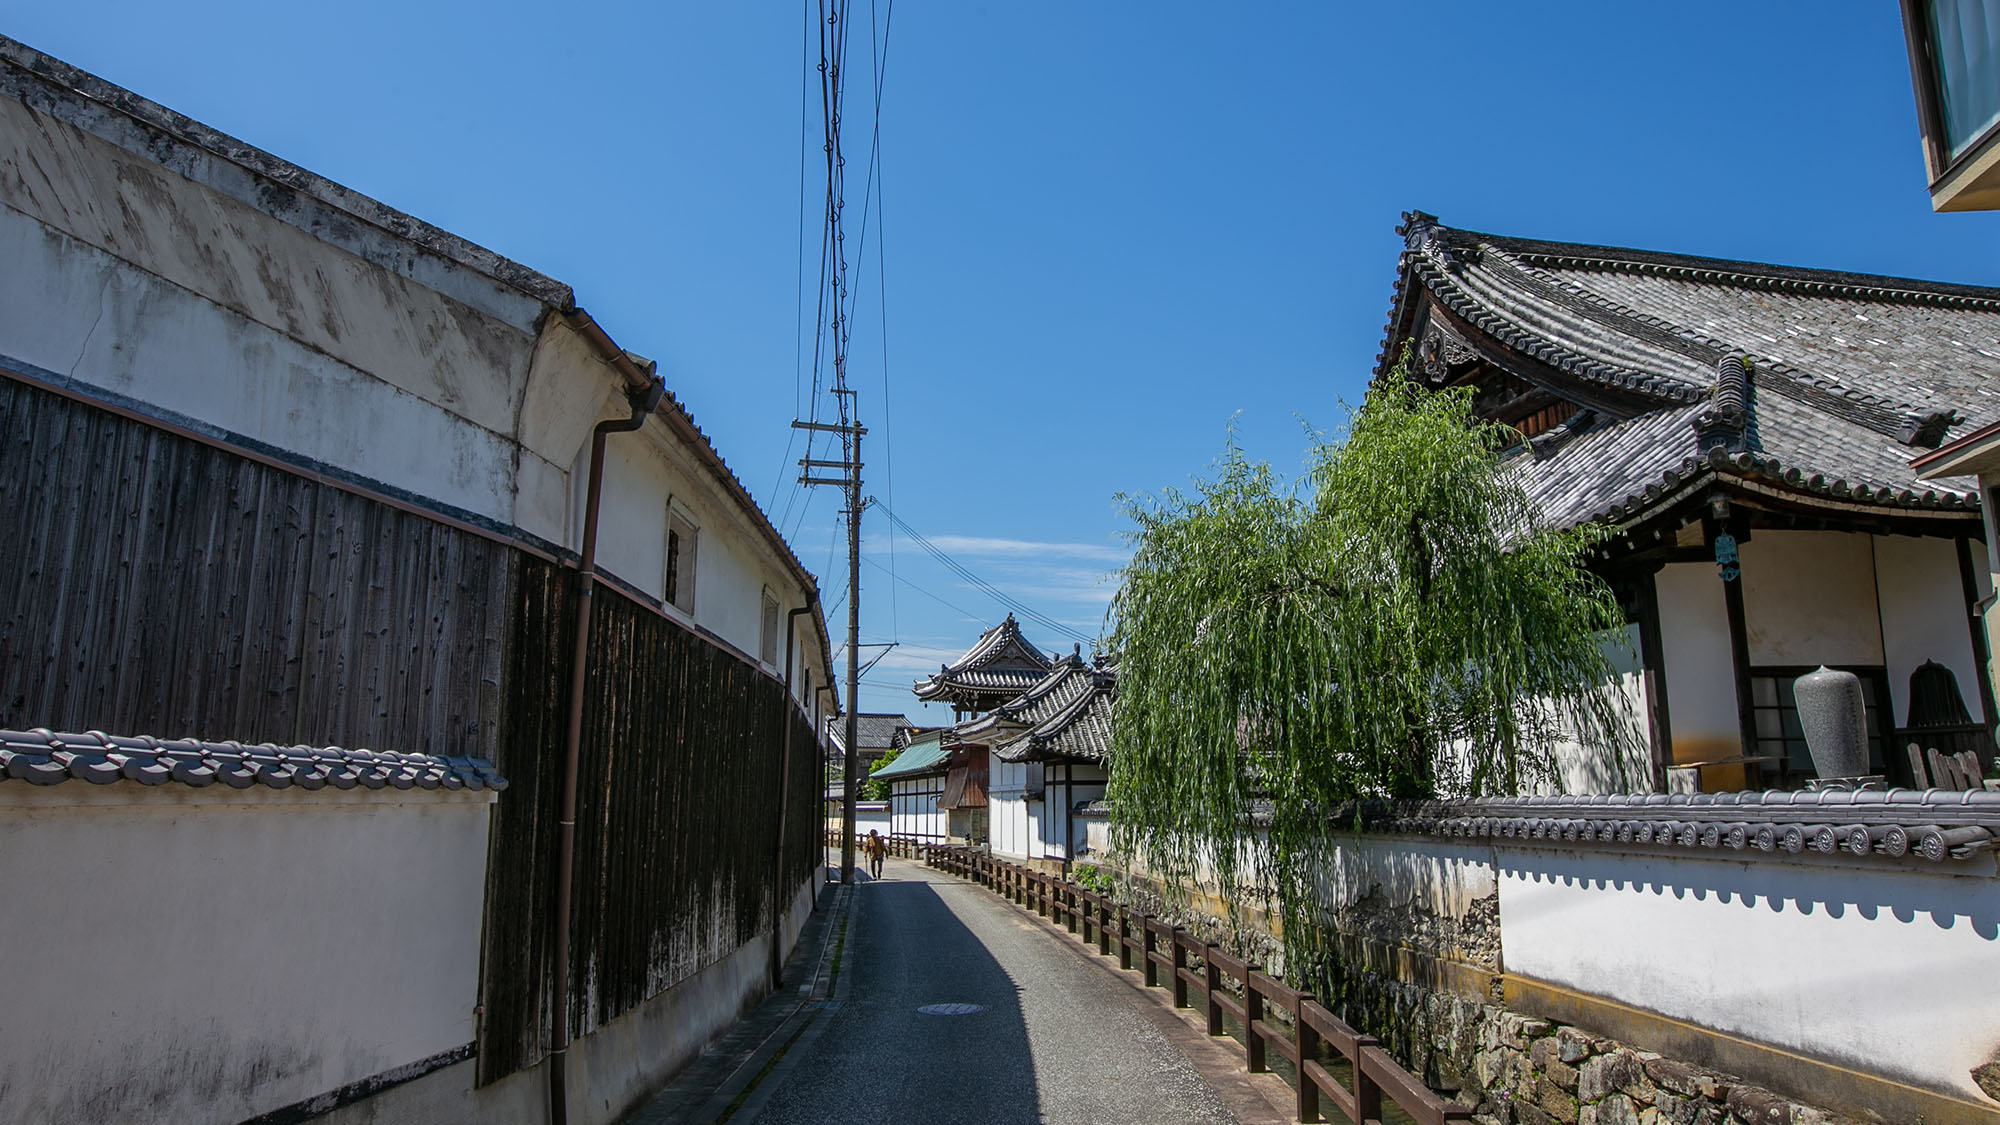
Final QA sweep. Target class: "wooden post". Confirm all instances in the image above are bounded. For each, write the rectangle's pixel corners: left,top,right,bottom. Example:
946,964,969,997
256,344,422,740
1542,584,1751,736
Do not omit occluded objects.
1296,994,1320,1123
1245,969,1266,1073
1203,945,1223,1036
1096,901,1112,956
1172,933,1189,1008
1118,906,1133,970
1143,920,1158,987
1355,1055,1382,1124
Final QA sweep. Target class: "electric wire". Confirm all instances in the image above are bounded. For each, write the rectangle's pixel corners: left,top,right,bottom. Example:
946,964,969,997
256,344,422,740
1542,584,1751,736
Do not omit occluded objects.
868,500,1095,646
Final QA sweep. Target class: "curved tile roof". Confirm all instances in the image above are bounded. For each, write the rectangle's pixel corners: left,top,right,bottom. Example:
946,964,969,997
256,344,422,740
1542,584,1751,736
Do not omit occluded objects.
1382,214,1989,531
913,615,1055,703
994,669,1115,765
0,728,506,792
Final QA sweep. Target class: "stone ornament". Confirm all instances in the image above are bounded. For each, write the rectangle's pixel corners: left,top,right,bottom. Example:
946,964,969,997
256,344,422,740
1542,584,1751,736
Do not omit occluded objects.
1794,666,1869,780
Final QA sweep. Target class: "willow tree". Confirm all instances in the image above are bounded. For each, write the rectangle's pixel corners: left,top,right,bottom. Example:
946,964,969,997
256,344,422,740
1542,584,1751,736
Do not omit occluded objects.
1106,365,1637,982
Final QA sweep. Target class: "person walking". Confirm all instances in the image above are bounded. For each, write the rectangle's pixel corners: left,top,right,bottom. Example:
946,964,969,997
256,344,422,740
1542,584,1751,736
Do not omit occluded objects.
865,830,886,879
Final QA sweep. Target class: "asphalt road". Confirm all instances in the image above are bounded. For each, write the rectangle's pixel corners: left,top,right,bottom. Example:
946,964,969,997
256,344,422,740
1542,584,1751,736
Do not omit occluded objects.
743,857,1240,1125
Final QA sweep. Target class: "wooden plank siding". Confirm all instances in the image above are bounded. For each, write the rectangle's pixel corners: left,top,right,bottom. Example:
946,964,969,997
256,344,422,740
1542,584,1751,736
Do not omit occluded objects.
0,373,824,1090
0,373,511,749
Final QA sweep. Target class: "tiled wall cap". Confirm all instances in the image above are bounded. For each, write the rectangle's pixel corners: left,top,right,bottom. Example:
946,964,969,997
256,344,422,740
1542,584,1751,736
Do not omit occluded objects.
0,728,506,793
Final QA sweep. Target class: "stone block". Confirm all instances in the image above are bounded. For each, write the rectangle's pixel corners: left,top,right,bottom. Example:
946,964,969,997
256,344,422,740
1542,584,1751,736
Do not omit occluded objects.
1545,1059,1580,1092
1532,1037,1563,1072
1501,1013,1555,1049
1556,1027,1595,1064
1582,1096,1641,1125
1580,1049,1657,1104
1723,1087,1789,1125
1642,1056,1702,1098
1536,1080,1579,1124
1514,1101,1557,1125
1474,1048,1509,1090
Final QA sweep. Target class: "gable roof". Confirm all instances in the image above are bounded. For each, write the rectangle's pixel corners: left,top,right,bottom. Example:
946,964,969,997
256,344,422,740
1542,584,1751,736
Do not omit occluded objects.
827,712,917,753
1378,213,1988,534
913,615,1055,704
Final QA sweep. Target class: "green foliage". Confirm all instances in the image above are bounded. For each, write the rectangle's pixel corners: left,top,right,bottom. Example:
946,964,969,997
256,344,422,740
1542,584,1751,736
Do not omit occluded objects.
1071,863,1115,895
1105,362,1637,983
861,745,902,801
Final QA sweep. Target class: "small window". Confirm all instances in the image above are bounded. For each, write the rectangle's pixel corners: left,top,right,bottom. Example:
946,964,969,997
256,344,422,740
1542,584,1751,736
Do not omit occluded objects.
664,510,698,615
760,588,781,667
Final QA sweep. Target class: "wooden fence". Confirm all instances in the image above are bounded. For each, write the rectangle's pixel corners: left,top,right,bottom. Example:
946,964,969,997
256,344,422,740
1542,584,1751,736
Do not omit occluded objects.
915,842,1472,1125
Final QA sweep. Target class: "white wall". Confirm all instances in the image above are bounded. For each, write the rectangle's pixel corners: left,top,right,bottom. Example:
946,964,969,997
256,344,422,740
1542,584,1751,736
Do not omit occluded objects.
1656,561,1740,765
0,74,832,704
0,783,494,1124
1740,531,1884,667
1497,845,2000,1105
1874,534,1987,726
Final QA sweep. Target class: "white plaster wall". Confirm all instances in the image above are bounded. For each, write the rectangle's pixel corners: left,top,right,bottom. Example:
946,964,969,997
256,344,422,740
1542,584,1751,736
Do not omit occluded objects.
1496,846,2000,1103
1656,561,1742,763
1874,534,1987,726
1307,832,1498,921
1740,531,1885,667
989,760,1030,860
0,784,494,1124
1547,626,1652,795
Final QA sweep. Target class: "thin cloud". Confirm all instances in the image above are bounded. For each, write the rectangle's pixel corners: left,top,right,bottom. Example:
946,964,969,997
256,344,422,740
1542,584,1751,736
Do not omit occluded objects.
866,533,1127,564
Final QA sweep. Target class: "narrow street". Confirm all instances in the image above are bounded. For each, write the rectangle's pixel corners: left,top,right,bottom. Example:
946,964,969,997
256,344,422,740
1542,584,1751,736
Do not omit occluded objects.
732,857,1262,1125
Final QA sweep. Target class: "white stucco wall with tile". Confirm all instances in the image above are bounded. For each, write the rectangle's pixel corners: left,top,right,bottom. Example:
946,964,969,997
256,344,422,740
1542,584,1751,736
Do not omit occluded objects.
0,783,495,1124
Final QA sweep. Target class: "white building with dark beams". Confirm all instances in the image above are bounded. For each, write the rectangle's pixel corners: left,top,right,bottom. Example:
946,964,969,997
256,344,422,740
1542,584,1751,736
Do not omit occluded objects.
1379,213,1995,794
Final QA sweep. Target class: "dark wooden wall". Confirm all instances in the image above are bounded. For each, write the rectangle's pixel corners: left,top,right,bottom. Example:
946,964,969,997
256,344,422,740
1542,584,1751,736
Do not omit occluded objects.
0,372,825,1089
0,374,511,752
477,559,822,1083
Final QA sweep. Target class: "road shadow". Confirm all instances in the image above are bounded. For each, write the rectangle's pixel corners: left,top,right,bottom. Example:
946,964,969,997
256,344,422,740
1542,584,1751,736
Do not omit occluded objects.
746,861,1041,1124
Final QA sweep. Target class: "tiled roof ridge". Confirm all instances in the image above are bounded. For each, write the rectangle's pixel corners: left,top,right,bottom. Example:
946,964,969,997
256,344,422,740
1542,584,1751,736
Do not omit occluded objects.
919,615,1054,688
995,653,1089,717
0,727,506,792
1489,246,1951,444
1417,212,2000,312
1407,243,1706,408
1573,444,1977,532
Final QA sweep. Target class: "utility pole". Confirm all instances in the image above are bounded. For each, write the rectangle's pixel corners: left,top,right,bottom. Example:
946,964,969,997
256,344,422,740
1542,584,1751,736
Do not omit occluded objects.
795,415,863,882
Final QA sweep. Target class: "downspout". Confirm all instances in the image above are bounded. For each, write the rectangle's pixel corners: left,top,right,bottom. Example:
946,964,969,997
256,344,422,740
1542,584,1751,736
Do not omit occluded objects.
550,310,663,1125
771,600,818,987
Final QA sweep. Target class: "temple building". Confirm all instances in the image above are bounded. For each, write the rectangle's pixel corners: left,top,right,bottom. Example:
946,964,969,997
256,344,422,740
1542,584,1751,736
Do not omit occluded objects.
1379,213,1996,793
911,614,1055,719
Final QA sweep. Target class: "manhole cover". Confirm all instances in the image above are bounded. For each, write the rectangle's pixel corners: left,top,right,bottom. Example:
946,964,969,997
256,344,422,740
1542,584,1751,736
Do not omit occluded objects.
916,1003,984,1016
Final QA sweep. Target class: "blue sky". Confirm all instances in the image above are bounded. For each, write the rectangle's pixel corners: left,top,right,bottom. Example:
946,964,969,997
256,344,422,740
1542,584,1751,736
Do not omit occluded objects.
14,2,2000,720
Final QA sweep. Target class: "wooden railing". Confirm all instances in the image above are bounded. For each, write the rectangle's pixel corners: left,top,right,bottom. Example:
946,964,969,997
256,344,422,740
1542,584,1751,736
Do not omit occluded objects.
923,846,1471,1125
821,830,937,861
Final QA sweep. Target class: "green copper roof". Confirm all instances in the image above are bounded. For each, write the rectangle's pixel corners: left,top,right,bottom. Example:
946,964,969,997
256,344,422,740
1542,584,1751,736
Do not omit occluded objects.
869,731,951,780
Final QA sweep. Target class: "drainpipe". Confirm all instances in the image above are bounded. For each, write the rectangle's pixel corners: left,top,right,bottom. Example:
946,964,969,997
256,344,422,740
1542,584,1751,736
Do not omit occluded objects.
770,601,818,988
549,311,663,1125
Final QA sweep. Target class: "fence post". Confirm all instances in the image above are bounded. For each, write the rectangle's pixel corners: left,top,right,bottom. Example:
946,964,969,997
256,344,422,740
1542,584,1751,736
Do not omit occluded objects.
1245,968,1265,1073
1171,932,1189,1008
1142,919,1159,987
1296,994,1320,1123
1117,906,1133,970
1355,1060,1381,1125
1096,900,1112,956
1203,945,1223,1036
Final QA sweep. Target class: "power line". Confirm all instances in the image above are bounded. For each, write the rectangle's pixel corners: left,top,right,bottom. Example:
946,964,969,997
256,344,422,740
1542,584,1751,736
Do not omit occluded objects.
868,499,1095,646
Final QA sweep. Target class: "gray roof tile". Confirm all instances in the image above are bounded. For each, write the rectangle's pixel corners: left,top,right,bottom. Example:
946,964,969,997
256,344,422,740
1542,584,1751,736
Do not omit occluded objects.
0,728,505,792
